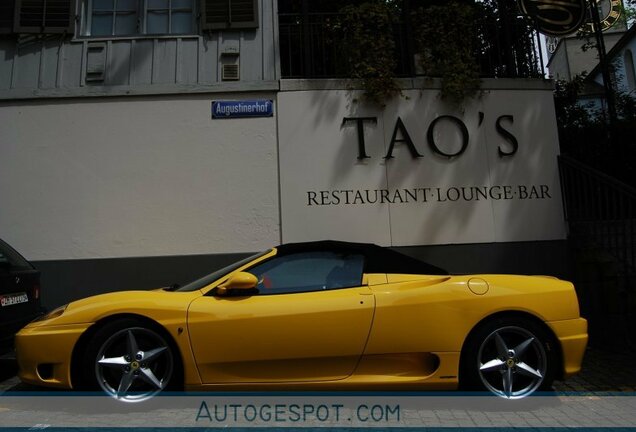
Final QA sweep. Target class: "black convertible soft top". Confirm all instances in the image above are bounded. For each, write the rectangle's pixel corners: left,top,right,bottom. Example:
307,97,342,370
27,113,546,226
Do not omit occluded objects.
276,240,448,276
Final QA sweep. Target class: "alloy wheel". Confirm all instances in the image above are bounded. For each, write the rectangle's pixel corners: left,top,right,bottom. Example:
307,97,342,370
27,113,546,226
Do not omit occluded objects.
477,325,547,399
94,327,173,402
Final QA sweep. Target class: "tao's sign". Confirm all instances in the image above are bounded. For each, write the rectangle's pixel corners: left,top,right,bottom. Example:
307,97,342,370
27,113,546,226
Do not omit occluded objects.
517,0,587,36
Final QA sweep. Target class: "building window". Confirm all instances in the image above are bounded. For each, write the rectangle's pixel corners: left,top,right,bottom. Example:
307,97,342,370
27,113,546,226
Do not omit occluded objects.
90,0,137,36
625,49,636,92
147,0,194,34
85,0,195,36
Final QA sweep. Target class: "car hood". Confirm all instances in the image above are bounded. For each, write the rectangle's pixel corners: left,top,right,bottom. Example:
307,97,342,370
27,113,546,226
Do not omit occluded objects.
27,289,202,328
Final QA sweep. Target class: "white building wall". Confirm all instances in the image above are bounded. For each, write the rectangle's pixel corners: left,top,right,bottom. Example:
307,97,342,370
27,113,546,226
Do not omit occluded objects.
0,93,280,260
614,37,636,95
278,81,566,247
0,79,567,264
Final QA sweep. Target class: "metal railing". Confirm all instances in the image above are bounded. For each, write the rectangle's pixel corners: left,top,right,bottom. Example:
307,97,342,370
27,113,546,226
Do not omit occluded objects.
559,155,636,271
559,154,636,351
278,11,544,80
278,12,413,79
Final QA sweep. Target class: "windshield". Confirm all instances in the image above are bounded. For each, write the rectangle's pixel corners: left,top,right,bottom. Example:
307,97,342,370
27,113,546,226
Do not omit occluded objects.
175,250,271,292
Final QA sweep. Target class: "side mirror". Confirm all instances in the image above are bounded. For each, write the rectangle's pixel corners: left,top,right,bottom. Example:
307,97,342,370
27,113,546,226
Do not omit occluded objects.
216,272,258,296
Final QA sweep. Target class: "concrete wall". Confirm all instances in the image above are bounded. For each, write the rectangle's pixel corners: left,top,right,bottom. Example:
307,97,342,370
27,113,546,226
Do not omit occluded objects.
548,32,625,80
277,79,566,247
0,79,572,309
0,93,280,261
547,40,570,81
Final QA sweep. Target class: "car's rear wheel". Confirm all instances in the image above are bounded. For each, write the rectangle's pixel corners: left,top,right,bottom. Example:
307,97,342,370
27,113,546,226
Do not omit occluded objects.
82,319,176,402
461,317,557,399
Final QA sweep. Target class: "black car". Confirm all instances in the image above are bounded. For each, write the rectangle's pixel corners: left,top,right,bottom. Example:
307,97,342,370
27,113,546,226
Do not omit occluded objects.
0,238,42,353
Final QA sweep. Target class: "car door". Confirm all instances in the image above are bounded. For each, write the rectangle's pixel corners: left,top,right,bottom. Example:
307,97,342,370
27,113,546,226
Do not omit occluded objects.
187,250,375,383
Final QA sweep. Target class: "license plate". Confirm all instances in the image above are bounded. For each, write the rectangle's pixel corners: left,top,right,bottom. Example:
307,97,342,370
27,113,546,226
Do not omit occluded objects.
1,292,29,307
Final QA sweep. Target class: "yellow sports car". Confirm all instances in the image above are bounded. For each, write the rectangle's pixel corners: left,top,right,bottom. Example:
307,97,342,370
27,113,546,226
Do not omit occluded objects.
15,241,587,401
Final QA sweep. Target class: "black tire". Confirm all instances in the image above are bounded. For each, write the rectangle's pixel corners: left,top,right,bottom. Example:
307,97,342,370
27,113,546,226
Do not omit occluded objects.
460,316,557,399
81,318,179,402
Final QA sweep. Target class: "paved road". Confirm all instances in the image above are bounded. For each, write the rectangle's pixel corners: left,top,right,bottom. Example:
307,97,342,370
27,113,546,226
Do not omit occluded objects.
554,347,636,392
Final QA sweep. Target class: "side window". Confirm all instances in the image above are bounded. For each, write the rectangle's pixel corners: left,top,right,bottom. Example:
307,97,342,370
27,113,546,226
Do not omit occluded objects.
247,251,364,295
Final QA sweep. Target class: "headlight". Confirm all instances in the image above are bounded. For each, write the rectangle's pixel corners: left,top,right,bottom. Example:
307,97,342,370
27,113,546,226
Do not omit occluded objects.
32,304,68,322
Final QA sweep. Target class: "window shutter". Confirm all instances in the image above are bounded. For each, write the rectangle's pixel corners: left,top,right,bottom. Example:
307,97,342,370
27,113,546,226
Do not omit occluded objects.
0,0,15,33
14,0,75,34
201,0,258,30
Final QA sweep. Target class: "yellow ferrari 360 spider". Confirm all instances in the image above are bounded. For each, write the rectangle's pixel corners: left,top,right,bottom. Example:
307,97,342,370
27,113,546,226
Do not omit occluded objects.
15,241,587,401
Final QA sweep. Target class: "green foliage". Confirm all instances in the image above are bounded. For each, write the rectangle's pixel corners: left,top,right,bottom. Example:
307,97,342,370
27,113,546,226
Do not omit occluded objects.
334,0,490,106
335,1,401,105
623,1,636,27
332,0,537,106
553,76,598,130
412,1,481,104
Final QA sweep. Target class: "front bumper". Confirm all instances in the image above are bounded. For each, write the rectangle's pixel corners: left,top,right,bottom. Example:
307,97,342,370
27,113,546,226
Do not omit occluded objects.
0,311,44,351
547,317,588,379
15,323,91,389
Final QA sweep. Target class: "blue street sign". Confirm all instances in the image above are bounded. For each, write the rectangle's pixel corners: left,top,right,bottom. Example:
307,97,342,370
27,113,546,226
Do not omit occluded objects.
212,100,274,119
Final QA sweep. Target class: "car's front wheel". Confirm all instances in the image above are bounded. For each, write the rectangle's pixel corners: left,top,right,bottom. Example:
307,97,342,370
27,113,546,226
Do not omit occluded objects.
461,317,557,399
82,319,176,402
